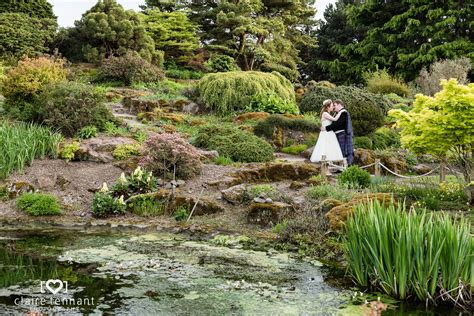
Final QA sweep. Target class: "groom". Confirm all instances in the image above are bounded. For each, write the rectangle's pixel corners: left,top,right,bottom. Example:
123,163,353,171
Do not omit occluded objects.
325,100,354,165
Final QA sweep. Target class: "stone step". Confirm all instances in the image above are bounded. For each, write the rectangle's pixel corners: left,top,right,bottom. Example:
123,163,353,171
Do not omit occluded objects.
114,113,137,120
122,118,147,129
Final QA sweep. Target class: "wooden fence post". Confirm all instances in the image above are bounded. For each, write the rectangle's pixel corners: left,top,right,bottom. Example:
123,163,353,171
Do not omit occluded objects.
320,155,328,180
374,159,381,177
440,160,446,183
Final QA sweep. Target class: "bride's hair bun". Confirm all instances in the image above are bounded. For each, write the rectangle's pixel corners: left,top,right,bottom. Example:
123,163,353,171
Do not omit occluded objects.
323,99,332,107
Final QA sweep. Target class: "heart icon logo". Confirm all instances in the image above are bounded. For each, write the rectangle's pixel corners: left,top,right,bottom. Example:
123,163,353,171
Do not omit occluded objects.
45,279,63,295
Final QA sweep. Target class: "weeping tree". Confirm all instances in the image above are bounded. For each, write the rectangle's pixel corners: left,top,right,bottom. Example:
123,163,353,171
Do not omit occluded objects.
389,79,474,183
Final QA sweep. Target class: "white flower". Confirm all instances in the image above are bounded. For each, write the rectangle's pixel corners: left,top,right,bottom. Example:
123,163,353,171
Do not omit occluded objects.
99,182,109,193
133,166,143,178
118,172,128,184
117,195,126,205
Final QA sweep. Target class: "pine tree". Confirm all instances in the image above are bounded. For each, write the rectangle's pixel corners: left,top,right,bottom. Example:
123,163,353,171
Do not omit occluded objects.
0,0,55,20
334,0,473,82
141,9,199,64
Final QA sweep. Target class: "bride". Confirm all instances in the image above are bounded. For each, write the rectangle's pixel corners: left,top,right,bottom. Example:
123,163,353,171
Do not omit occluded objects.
310,99,344,162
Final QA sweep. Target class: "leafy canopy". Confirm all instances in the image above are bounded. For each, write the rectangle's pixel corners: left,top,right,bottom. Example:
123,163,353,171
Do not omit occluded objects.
72,0,157,63
389,79,473,181
0,13,56,59
141,9,199,65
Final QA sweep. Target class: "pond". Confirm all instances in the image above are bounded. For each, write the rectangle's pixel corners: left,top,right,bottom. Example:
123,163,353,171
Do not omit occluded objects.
0,226,468,315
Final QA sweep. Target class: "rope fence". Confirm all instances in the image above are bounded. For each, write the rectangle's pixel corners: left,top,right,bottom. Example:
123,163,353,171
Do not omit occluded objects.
320,155,458,183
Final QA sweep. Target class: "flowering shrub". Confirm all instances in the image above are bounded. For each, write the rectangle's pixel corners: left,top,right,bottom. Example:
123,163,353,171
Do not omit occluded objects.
111,167,157,199
140,133,202,179
1,56,67,121
92,191,126,218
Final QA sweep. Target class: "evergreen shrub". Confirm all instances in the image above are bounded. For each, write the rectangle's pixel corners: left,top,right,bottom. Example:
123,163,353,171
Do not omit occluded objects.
300,86,388,136
364,69,411,97
35,82,114,137
195,124,274,163
205,55,239,72
17,193,61,216
98,52,164,85
247,93,299,115
198,71,295,114
338,166,371,188
353,136,373,149
253,115,319,139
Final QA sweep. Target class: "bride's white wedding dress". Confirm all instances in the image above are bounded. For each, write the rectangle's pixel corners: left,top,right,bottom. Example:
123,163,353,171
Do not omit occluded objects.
310,118,344,162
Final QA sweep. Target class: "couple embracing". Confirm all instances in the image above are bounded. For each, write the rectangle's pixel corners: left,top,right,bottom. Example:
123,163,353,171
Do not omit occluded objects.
310,99,354,166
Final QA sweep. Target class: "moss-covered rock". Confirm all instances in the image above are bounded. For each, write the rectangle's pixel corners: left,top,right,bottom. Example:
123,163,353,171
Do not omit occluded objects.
325,193,394,230
319,198,344,213
247,201,292,227
229,162,319,185
234,112,270,124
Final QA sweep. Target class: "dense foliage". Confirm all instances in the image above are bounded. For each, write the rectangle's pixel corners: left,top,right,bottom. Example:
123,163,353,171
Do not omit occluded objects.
35,82,114,137
194,124,274,163
345,200,472,306
247,93,299,115
16,193,61,216
205,55,239,73
62,0,156,63
337,166,371,189
145,0,316,80
0,0,55,19
141,9,199,65
140,133,203,179
98,52,164,85
300,85,387,136
198,71,295,114
390,79,474,182
0,13,56,60
0,121,61,179
304,1,473,84
253,115,319,139
364,69,411,97
1,57,67,120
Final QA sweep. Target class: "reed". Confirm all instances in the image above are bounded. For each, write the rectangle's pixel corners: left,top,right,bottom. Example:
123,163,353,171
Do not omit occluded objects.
344,199,472,307
0,121,62,179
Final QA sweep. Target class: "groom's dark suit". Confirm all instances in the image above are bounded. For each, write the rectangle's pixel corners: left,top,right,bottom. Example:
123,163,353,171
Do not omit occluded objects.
326,108,354,165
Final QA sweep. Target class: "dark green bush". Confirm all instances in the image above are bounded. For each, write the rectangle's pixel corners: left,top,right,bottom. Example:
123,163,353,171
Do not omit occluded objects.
205,55,239,72
16,193,61,216
354,136,373,149
195,124,274,163
198,71,295,114
247,93,299,115
338,166,371,188
260,62,299,82
165,67,204,80
300,86,390,136
98,52,164,85
371,127,401,149
35,82,114,137
253,115,319,139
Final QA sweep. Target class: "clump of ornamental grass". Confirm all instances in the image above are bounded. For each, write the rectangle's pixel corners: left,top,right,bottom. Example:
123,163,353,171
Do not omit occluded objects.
0,121,62,179
344,199,472,307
